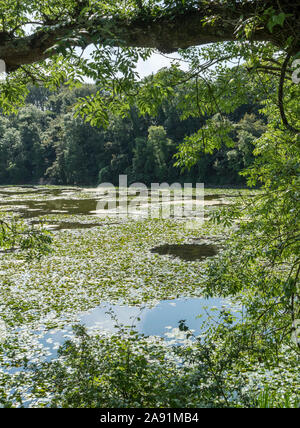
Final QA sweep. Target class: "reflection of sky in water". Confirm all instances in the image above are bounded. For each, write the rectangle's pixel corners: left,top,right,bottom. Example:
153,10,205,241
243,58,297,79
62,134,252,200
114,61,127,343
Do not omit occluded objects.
140,298,225,336
38,297,238,360
82,297,237,337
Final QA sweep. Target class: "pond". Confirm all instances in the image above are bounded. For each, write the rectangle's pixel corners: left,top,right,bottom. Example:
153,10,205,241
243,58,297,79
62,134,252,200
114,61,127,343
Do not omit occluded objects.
0,185,243,373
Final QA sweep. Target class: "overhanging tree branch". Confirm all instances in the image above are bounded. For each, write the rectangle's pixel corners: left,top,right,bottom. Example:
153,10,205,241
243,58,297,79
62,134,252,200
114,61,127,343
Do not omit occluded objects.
0,1,299,72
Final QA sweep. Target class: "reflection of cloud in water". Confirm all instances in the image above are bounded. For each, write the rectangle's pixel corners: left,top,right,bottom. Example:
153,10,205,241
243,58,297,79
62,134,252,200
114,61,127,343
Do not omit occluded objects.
36,296,238,361
80,297,235,338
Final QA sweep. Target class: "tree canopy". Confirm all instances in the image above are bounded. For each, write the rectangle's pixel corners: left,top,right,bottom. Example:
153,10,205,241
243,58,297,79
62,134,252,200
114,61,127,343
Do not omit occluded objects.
0,1,299,135
0,1,299,72
0,82,263,186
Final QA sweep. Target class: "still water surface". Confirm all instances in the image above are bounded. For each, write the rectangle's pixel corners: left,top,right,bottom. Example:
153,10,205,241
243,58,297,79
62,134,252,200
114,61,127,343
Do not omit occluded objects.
0,186,236,349
38,296,238,359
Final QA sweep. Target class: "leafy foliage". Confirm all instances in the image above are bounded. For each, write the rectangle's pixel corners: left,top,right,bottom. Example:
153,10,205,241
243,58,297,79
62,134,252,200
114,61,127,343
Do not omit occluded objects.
0,215,52,260
0,83,260,186
8,314,299,408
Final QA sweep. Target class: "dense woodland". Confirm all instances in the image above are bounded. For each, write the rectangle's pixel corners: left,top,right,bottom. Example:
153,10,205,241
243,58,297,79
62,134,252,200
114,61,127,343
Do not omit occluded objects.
0,82,265,186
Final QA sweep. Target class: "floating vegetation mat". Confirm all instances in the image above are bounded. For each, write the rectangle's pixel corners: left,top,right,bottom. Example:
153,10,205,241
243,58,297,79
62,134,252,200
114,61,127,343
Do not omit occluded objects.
0,186,248,405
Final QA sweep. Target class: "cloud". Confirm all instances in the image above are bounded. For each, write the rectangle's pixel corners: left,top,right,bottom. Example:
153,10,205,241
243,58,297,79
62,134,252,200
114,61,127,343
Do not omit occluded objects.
136,52,188,78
